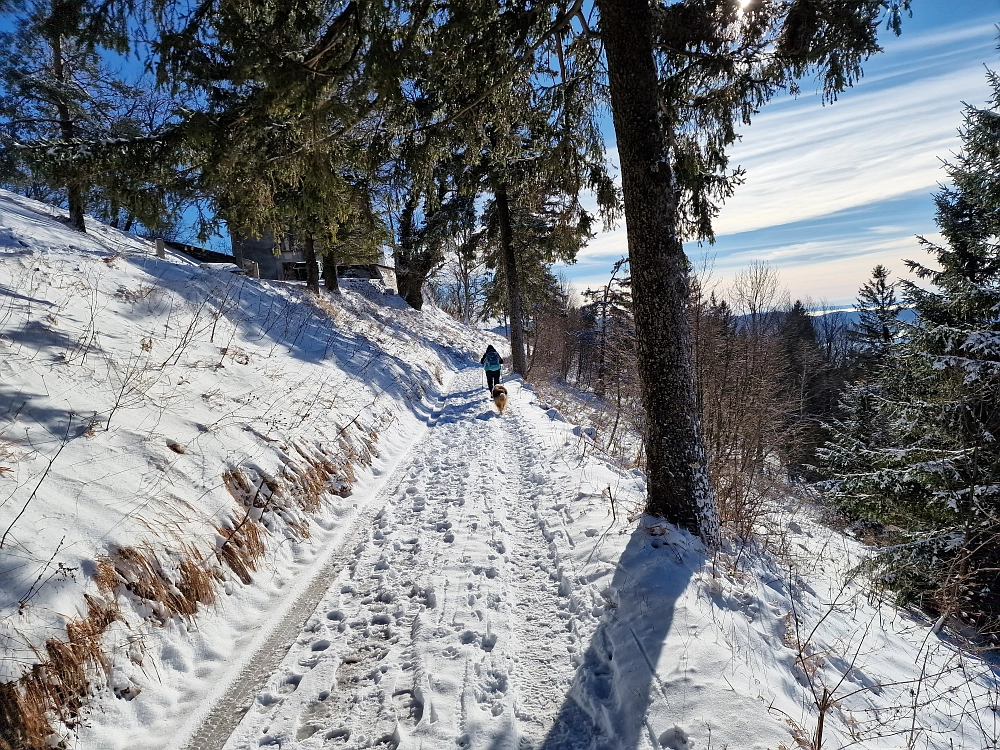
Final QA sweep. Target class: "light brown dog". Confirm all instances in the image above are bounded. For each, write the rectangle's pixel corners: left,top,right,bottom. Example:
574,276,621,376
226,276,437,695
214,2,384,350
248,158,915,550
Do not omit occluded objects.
491,385,508,415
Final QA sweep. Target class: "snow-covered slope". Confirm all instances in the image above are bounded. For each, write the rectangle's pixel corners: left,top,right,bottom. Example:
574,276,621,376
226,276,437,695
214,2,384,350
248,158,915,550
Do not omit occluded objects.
1,190,997,750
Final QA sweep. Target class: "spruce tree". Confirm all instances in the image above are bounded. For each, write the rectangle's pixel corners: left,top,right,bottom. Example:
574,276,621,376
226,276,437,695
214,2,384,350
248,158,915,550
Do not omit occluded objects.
580,257,632,396
778,300,839,480
850,264,902,371
820,67,1000,629
143,0,413,251
0,0,132,231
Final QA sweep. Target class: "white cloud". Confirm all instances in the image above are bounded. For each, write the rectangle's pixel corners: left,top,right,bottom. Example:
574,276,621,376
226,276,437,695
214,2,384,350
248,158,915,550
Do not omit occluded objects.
562,16,995,306
714,64,991,235
723,239,932,305
564,234,935,307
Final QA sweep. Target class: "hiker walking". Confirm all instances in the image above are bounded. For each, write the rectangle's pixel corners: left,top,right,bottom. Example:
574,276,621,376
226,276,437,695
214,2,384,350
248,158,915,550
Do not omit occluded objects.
481,345,503,391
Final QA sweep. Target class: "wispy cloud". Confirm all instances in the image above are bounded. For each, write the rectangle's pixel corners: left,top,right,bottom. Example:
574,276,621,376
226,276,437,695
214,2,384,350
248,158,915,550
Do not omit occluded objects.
562,15,997,307
564,193,945,305
715,67,991,235
563,230,934,307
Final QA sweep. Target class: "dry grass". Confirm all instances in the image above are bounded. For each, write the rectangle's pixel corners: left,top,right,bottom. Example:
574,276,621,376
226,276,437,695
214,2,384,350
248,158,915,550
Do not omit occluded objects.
177,543,217,607
215,516,266,585
0,594,119,750
2,410,383,746
96,544,214,619
289,442,355,515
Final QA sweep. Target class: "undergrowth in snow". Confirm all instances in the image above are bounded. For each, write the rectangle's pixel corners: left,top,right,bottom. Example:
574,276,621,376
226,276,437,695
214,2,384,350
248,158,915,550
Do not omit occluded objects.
1,189,998,750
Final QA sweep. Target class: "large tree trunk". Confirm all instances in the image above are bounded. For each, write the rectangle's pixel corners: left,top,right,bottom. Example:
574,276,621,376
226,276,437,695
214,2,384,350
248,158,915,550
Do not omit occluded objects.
66,183,86,232
493,180,528,377
323,248,340,294
396,272,425,310
51,30,86,233
395,194,426,310
597,0,717,541
304,235,320,293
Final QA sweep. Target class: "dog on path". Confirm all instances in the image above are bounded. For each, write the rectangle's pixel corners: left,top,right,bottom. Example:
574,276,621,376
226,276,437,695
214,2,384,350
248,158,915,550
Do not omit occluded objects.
491,385,508,415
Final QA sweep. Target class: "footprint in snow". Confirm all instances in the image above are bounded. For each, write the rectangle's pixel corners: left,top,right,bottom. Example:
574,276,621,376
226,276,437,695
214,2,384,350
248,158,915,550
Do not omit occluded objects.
277,674,302,694
324,728,351,743
659,726,693,750
256,691,282,707
392,688,424,724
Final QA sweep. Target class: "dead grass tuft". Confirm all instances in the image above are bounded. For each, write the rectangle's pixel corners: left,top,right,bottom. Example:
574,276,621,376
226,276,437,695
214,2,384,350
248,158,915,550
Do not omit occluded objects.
178,544,216,608
0,594,119,749
0,679,49,750
222,469,255,504
215,516,265,585
93,558,119,595
99,545,210,619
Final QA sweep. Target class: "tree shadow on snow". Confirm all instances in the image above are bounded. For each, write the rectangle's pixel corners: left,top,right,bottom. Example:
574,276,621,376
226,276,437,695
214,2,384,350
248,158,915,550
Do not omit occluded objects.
502,523,697,750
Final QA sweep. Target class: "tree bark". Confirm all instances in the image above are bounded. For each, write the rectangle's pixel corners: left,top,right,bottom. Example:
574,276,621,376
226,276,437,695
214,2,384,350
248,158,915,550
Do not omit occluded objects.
51,30,86,232
304,235,320,293
493,179,528,377
323,248,340,294
597,0,718,540
395,194,425,310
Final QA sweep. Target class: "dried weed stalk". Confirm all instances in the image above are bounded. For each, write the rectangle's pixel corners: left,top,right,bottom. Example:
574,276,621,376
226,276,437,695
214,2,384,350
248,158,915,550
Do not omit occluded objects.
0,594,119,750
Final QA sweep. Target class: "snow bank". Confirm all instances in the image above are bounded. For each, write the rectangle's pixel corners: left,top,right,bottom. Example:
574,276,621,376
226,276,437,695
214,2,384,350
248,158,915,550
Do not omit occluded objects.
0,189,499,744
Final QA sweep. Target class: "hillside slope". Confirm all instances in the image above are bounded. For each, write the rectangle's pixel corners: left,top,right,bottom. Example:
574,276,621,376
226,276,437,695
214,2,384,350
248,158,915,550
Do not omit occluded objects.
1,190,997,750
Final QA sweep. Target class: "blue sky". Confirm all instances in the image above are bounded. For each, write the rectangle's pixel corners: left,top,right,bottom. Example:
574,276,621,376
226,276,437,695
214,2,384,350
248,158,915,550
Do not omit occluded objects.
560,1,1000,308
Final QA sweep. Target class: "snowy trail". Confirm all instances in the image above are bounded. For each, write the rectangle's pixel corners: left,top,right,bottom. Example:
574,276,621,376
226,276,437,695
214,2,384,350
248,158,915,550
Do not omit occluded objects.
9,190,999,750
176,382,450,750
218,368,592,750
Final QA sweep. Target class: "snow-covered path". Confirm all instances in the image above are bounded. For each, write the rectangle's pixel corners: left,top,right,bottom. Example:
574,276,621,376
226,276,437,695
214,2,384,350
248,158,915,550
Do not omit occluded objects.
7,190,998,750
215,368,598,750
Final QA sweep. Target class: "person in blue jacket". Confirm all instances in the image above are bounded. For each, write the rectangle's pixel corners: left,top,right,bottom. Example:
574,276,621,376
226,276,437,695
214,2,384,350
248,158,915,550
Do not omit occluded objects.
481,345,503,391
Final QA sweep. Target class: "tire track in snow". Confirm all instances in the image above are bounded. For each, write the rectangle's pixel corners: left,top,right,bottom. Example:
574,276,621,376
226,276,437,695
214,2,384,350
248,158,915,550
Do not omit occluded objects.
213,370,595,750
179,381,453,750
